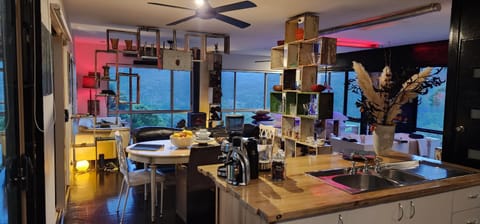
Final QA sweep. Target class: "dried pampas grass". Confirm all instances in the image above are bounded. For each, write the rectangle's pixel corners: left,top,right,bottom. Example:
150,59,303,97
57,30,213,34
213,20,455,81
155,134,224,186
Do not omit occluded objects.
352,61,433,125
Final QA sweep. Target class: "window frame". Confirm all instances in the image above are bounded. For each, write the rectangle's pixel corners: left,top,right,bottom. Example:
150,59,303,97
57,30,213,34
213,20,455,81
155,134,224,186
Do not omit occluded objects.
221,70,281,114
325,67,446,138
107,66,193,128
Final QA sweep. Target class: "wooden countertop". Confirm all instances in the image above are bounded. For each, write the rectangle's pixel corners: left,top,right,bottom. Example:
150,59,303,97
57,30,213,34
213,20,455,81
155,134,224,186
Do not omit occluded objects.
198,154,480,223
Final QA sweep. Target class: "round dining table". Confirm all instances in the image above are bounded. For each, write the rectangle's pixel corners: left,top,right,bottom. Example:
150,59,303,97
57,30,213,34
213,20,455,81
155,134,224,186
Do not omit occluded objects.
126,139,191,222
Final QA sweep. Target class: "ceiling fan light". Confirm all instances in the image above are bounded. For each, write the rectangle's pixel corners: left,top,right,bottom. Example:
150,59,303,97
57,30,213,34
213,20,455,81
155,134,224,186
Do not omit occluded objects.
195,0,205,7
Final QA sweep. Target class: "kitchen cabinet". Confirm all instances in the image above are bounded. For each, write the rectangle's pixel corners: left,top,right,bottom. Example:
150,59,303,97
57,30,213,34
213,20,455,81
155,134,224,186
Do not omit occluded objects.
280,191,452,224
198,154,480,224
216,188,453,224
452,185,480,224
217,187,263,224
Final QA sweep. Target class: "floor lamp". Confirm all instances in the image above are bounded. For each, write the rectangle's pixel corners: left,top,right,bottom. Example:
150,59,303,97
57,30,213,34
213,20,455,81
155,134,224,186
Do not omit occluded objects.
82,75,99,115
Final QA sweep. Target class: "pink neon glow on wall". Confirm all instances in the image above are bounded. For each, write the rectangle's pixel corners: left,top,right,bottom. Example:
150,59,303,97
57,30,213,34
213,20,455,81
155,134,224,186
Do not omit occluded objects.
335,38,380,48
74,37,133,116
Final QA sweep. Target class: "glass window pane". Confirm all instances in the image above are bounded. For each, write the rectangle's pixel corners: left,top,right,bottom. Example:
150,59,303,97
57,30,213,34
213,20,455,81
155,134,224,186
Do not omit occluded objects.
173,70,191,110
347,72,361,119
417,67,447,131
330,71,345,114
221,71,234,110
128,113,172,129
234,111,255,125
266,73,281,110
173,113,188,128
136,68,171,111
236,72,264,109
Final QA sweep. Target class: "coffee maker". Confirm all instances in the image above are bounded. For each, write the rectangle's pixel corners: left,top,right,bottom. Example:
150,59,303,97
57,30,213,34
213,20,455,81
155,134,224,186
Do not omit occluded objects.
218,137,258,180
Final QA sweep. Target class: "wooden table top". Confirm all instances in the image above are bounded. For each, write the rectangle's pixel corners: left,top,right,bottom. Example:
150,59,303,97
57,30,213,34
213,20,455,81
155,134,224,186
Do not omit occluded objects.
198,154,480,223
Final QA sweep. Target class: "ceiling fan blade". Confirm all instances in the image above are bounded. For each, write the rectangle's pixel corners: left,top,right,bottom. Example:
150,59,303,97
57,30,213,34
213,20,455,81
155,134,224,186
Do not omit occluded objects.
147,2,195,10
214,1,257,13
167,15,197,26
215,13,250,29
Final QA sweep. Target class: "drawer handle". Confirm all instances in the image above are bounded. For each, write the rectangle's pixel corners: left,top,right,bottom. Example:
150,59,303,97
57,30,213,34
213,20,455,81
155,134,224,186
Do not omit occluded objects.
397,203,404,221
468,193,479,199
466,219,478,224
409,201,416,219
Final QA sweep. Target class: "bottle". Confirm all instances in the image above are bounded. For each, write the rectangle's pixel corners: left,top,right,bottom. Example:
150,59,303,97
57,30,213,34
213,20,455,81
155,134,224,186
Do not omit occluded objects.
271,149,285,182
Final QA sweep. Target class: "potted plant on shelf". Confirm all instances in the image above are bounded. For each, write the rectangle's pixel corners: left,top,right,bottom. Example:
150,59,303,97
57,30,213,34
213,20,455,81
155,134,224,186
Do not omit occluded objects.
351,61,443,155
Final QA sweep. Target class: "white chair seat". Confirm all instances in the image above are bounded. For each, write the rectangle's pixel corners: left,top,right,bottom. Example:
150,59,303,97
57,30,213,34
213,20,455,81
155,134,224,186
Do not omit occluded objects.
125,169,165,186
114,131,166,223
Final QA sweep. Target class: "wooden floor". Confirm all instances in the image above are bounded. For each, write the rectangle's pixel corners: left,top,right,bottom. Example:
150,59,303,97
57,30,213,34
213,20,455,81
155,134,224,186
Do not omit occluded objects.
62,165,185,224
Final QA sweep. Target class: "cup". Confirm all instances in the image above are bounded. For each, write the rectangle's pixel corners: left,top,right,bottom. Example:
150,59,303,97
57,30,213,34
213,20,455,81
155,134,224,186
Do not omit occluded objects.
124,39,133,50
110,38,119,50
196,129,211,140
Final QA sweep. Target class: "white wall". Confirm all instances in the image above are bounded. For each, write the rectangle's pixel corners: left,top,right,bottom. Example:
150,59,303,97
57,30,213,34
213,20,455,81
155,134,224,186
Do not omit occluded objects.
222,54,273,71
41,0,59,223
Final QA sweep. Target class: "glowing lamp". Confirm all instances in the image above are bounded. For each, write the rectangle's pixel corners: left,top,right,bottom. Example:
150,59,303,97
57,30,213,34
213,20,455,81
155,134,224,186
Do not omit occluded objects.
76,160,90,172
82,75,96,88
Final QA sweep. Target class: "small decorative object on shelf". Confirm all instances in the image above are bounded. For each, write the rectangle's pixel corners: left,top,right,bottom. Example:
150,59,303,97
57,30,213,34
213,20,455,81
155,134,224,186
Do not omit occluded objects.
110,38,119,50
273,84,283,91
102,65,110,78
311,84,326,92
124,39,133,51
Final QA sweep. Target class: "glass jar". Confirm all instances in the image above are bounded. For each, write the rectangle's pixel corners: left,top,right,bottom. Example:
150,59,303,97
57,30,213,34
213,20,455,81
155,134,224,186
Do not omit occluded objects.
271,149,285,182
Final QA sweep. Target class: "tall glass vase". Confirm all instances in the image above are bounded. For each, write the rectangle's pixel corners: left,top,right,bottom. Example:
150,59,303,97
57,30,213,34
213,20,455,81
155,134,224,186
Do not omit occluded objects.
373,124,396,155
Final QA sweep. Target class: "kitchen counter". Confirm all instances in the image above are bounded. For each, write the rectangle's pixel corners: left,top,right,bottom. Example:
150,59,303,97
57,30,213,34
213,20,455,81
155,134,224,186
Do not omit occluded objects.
198,154,480,223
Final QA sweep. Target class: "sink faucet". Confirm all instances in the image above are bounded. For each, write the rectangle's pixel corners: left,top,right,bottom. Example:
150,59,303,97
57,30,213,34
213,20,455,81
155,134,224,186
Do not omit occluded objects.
350,161,357,175
359,155,370,173
374,157,383,173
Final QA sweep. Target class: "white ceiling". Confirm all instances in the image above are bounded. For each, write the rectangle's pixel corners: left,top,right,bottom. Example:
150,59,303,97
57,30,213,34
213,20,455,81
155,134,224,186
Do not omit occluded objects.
63,0,452,56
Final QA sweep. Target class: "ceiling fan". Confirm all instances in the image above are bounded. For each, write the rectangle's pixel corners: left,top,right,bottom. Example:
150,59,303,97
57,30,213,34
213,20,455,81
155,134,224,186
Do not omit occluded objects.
147,0,257,29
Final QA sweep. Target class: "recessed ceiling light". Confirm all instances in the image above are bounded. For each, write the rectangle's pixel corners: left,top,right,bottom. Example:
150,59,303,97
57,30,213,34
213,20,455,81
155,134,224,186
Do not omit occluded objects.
195,0,205,7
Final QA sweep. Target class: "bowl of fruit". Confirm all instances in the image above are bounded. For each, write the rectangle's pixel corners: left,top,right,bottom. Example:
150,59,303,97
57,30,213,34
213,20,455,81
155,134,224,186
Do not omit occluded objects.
170,130,194,148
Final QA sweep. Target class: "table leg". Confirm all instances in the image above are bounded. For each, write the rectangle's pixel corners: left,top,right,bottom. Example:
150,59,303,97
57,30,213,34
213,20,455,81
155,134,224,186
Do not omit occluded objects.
150,164,157,222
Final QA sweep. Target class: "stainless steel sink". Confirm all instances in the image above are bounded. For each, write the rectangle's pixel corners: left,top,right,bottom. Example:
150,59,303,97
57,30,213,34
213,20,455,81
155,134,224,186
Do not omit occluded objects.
400,160,473,180
379,169,426,184
331,174,397,193
306,159,476,194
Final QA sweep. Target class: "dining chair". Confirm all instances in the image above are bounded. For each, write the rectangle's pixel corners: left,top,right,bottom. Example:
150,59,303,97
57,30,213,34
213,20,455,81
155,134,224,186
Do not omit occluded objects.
176,144,221,223
114,131,165,223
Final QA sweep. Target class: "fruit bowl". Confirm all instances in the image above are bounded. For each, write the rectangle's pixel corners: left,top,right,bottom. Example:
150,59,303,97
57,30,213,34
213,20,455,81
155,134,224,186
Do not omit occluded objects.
170,130,194,148
170,135,194,148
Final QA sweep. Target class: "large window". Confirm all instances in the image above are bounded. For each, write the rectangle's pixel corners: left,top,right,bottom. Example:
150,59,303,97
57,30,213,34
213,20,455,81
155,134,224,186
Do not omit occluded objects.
416,67,447,140
318,70,360,134
221,71,280,123
108,67,192,129
317,71,347,115
328,67,446,140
